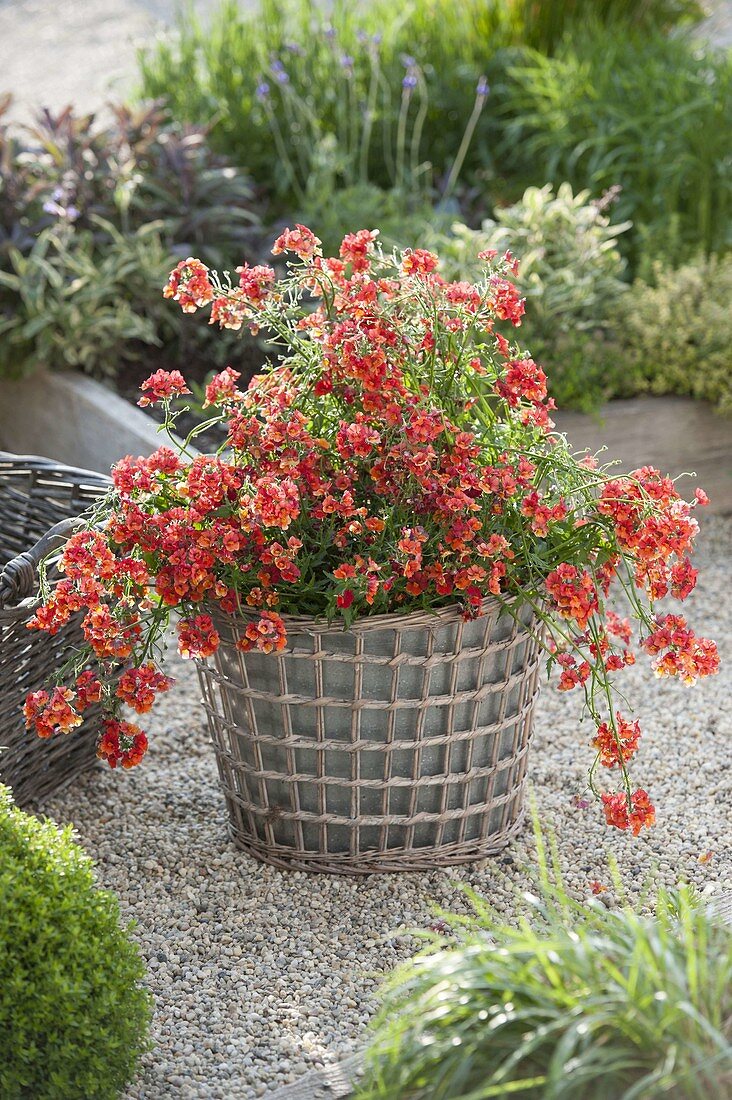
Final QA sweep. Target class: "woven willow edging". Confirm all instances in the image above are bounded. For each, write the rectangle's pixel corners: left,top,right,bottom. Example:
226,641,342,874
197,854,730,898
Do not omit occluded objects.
0,453,110,805
197,597,543,874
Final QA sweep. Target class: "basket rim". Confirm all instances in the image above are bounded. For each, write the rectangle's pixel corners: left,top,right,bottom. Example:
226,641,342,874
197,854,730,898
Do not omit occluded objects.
0,453,111,616
212,592,530,636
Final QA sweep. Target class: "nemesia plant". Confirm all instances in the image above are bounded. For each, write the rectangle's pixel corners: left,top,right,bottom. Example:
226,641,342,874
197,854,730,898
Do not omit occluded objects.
24,225,719,835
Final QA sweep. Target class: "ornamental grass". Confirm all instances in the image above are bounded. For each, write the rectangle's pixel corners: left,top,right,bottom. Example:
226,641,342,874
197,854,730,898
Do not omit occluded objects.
24,226,718,833
357,829,732,1099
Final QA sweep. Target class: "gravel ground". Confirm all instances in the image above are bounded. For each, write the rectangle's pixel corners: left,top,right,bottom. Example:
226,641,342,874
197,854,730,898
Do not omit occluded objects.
0,0,223,124
41,514,732,1099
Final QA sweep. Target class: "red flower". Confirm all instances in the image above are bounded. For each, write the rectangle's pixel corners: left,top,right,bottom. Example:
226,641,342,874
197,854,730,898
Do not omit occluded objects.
592,714,642,768
236,610,287,653
210,293,248,330
138,369,191,407
163,258,214,312
556,653,591,692
27,579,89,634
203,367,243,408
116,663,172,713
82,605,141,660
489,276,524,326
520,490,566,536
496,359,547,408
401,248,439,277
24,687,82,739
75,671,102,710
642,614,719,684
177,615,220,660
271,224,322,261
236,263,276,304
545,564,599,631
339,229,378,273
601,789,655,835
97,718,149,769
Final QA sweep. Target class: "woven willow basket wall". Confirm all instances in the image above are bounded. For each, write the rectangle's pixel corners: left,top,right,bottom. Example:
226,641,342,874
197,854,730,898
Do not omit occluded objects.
197,598,543,873
0,453,110,805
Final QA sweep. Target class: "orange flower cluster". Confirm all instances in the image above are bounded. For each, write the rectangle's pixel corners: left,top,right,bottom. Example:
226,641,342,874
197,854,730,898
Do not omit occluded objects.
116,664,172,713
98,718,149,769
545,564,599,631
601,789,656,836
592,713,642,768
24,687,83,739
24,227,719,836
642,614,720,685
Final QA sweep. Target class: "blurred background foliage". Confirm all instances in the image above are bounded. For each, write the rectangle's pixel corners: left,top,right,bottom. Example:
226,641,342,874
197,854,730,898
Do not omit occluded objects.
1,0,730,415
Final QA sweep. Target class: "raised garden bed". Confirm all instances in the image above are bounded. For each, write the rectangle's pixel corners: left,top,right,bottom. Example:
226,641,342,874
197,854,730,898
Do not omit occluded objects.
553,395,732,515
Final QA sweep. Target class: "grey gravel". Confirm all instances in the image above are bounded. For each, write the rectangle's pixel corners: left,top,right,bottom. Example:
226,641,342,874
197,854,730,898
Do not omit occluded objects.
39,515,732,1099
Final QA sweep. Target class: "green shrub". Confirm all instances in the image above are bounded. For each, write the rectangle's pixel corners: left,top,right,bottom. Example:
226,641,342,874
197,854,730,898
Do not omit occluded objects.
0,96,44,262
18,101,259,266
139,0,707,211
617,255,732,415
137,0,708,216
504,0,704,53
425,183,631,410
499,29,732,264
0,221,167,379
138,0,505,205
298,176,455,258
0,100,262,382
0,785,150,1099
358,855,732,1099
432,183,630,331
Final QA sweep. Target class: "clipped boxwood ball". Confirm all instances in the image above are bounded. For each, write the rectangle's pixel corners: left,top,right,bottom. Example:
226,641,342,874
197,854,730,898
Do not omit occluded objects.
0,785,151,1099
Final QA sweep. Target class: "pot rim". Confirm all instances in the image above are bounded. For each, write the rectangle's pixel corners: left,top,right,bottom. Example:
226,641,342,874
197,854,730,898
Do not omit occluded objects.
212,592,531,636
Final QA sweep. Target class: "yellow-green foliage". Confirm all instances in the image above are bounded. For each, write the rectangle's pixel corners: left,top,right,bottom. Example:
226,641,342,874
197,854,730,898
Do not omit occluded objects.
430,183,630,339
0,786,151,1099
425,183,631,411
620,256,732,415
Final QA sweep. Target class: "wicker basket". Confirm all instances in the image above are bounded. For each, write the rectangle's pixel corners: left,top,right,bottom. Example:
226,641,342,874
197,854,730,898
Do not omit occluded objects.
197,598,542,874
0,452,111,805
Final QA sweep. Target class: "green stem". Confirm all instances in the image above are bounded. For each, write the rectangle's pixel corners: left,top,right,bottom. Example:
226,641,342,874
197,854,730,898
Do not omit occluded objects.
442,88,487,202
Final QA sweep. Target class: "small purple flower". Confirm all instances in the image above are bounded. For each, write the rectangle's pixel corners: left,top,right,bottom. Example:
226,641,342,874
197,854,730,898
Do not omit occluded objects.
340,53,354,72
372,33,382,46
284,41,304,55
324,25,336,40
43,198,80,221
401,54,416,69
356,29,368,44
256,81,271,101
476,76,490,97
402,73,418,90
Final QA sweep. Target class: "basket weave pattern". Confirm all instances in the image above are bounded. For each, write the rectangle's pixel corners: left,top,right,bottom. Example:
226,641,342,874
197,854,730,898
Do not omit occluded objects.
0,453,110,805
197,598,542,873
